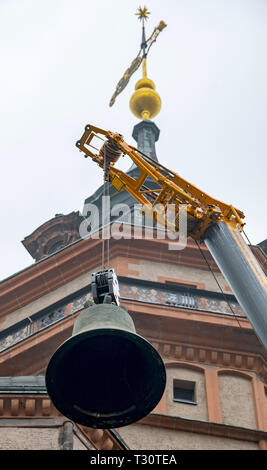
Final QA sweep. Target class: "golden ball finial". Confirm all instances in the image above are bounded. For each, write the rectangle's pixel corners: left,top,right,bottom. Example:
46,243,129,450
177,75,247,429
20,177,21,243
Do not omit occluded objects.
130,58,161,120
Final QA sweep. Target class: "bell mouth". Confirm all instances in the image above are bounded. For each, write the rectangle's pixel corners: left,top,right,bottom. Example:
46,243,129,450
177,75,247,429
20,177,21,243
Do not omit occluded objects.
45,328,166,429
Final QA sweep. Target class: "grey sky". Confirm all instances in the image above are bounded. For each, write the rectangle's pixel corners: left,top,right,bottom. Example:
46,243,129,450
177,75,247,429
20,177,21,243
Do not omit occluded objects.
0,0,266,281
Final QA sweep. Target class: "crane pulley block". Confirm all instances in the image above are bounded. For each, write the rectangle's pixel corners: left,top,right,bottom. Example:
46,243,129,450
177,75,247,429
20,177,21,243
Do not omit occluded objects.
91,268,120,306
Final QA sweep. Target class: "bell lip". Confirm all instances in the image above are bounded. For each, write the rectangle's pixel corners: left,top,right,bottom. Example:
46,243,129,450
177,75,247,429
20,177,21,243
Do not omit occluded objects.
45,328,166,429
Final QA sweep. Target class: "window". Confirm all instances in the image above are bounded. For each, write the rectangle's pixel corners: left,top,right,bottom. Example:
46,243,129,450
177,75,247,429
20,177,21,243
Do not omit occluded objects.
47,241,63,255
173,379,196,405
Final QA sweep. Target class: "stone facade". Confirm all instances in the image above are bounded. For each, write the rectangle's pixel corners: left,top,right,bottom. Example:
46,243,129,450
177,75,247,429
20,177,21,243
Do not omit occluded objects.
119,424,259,450
0,119,266,450
0,231,266,450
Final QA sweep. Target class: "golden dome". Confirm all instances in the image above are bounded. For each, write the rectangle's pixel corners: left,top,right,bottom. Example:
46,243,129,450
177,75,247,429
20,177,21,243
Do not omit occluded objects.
130,58,161,120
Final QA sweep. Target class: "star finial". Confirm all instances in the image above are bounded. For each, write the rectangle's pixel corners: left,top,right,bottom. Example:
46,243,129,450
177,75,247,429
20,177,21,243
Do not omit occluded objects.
135,6,151,21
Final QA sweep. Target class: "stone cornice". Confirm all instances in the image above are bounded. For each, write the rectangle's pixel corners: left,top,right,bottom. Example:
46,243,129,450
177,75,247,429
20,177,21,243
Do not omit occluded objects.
21,212,82,261
0,395,125,450
0,394,266,448
141,413,267,445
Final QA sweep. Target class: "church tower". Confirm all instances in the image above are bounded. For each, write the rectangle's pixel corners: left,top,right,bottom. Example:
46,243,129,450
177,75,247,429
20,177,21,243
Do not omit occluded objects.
0,7,267,451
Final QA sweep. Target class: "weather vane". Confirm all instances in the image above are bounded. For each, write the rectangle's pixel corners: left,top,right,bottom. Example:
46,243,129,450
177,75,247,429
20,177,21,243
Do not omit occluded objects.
109,6,167,107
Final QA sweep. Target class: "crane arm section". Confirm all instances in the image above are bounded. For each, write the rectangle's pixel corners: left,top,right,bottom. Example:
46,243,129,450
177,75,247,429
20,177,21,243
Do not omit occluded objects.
76,124,245,241
76,124,267,351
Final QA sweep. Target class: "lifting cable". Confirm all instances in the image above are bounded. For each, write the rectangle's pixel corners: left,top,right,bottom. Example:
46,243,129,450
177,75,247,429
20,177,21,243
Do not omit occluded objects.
102,143,110,269
195,240,242,329
243,230,252,246
243,230,267,265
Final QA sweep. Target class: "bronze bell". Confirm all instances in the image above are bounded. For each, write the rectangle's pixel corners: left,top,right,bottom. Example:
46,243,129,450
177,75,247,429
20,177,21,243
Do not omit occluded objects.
45,297,166,429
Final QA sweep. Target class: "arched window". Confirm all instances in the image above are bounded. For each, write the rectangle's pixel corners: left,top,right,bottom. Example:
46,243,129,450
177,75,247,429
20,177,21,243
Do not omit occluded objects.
47,241,63,255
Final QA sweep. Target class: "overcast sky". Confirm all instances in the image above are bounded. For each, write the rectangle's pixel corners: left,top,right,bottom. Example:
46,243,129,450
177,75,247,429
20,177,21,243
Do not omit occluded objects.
0,0,266,281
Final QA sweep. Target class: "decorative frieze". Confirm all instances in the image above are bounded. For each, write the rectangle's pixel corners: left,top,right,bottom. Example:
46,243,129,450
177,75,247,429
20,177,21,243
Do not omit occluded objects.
0,291,93,352
0,279,244,353
120,283,243,316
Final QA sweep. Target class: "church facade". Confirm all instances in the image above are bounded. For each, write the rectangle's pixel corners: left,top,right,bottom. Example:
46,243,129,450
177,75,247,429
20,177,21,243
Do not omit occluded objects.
0,115,267,450
1,9,267,448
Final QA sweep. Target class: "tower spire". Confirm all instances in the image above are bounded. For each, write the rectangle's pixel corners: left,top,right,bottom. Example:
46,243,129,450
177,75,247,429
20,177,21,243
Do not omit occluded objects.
130,8,166,165
109,7,166,112
130,8,166,121
135,6,150,57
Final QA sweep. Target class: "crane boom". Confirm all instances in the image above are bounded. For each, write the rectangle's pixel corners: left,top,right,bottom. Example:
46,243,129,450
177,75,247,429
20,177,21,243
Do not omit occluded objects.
76,124,267,350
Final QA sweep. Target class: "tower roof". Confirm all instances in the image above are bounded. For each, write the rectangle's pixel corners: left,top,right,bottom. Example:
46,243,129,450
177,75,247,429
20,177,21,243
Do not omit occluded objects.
22,9,166,258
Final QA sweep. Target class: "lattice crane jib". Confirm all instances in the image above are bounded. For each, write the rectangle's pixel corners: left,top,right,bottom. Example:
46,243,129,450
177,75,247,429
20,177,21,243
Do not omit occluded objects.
76,124,245,241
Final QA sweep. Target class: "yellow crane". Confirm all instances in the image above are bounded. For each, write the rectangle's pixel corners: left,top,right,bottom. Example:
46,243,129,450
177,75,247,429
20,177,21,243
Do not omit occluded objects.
76,124,267,352
76,124,245,240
